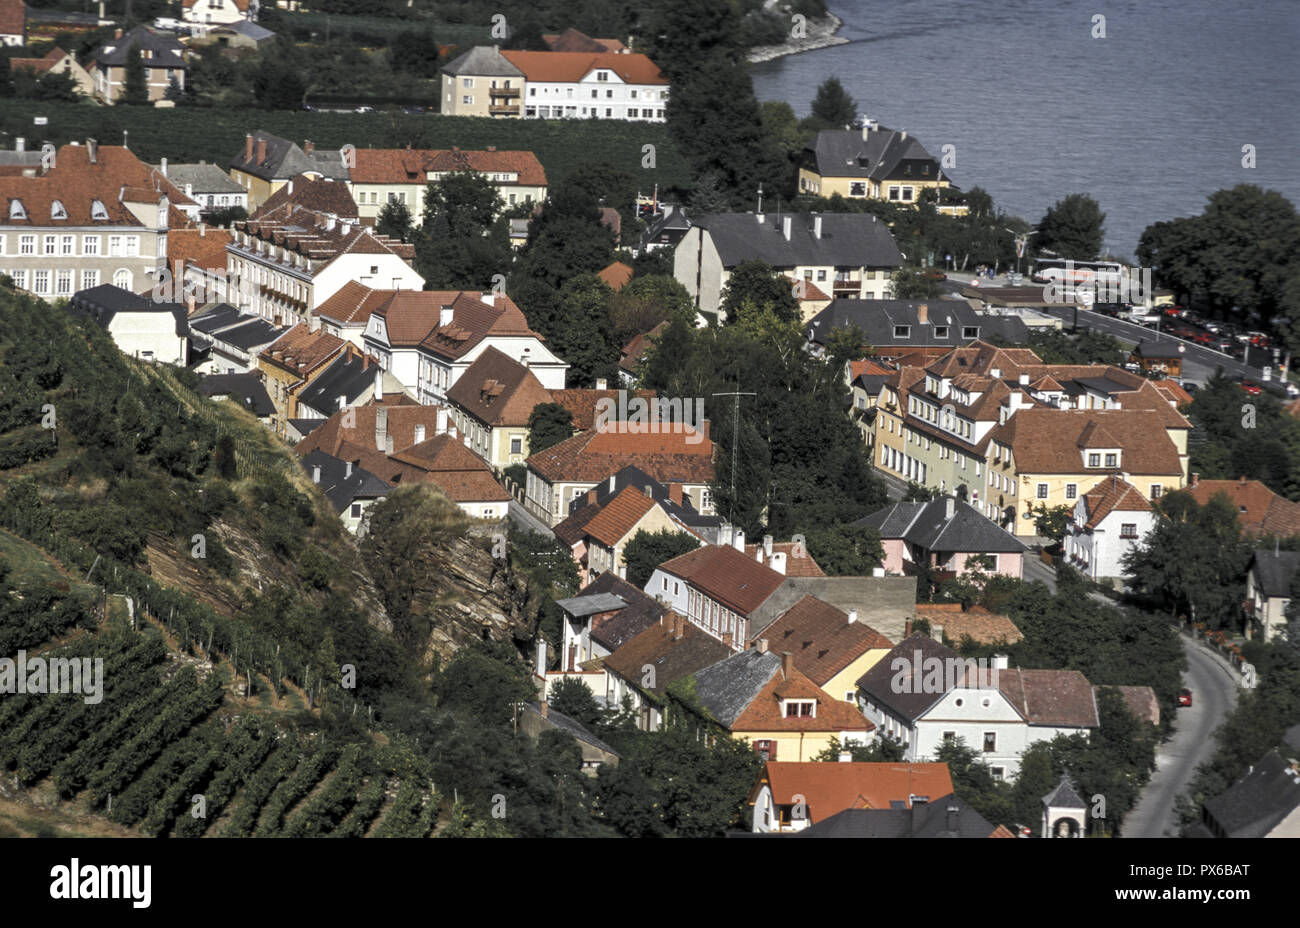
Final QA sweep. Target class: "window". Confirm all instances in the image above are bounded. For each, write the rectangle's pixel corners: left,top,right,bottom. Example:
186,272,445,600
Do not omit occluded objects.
91,200,109,221
849,182,867,196
1065,483,1077,500
9,199,27,220
1036,483,1048,499
783,700,815,718
962,326,980,339
1120,523,1138,539
982,732,996,753
33,270,50,294
108,235,124,257
81,269,99,290
1088,453,1100,467
19,234,35,255
934,325,949,338
894,325,911,338
462,78,474,88
56,269,72,295
1104,453,1117,467
462,95,473,105
113,269,132,290
943,731,956,742
44,235,57,255
1150,484,1163,499
510,437,522,454
51,200,67,220
991,767,1005,782
596,71,609,81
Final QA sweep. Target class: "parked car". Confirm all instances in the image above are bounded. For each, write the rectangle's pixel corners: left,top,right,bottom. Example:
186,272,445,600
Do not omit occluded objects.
1182,381,1200,394
924,269,947,281
1178,688,1193,707
1238,379,1263,395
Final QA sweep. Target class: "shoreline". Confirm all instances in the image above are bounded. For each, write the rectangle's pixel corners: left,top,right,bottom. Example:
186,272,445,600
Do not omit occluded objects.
746,11,847,64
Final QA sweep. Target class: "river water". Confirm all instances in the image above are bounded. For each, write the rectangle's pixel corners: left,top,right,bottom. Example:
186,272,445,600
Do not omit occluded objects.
751,0,1299,260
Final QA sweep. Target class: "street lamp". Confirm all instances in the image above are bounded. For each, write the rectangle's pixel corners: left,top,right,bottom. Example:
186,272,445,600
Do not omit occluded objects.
1004,228,1038,279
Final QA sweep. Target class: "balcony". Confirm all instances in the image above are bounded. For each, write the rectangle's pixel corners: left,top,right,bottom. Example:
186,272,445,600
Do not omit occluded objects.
490,87,521,99
488,104,521,116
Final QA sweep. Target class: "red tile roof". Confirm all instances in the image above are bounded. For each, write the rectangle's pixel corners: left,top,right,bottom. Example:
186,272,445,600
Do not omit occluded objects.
731,664,874,733
9,48,67,74
743,543,826,578
1079,475,1152,530
753,761,955,815
916,603,1023,645
261,325,347,378
0,0,24,37
1185,477,1300,537
254,173,358,220
499,49,667,85
445,345,553,428
998,669,1099,728
580,485,658,546
618,322,668,376
314,281,403,327
295,404,447,459
167,227,232,272
542,29,626,53
417,292,541,359
988,408,1185,477
237,205,414,265
526,420,714,485
761,595,892,686
598,261,633,291
350,148,547,188
550,387,656,430
657,544,785,615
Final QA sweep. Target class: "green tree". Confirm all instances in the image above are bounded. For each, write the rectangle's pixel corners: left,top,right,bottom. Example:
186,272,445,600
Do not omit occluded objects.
1036,193,1105,261
527,403,575,456
720,260,799,326
809,76,857,128
549,274,619,387
122,46,149,105
891,266,943,299
548,676,603,729
1032,504,1073,546
164,71,183,104
375,200,413,243
800,522,882,576
389,28,440,77
622,528,701,586
422,171,503,237
594,761,666,837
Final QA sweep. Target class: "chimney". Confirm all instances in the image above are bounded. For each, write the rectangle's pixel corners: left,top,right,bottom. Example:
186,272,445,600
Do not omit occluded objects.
256,137,267,165
780,651,793,679
813,214,822,239
481,291,496,307
244,134,253,162
946,805,959,833
304,139,314,155
87,138,98,164
782,216,792,241
311,464,321,483
596,377,608,390
847,608,858,625
1239,475,1248,486
199,224,206,237
387,434,395,454
14,138,23,152
414,424,426,444
673,612,685,640
1019,372,1030,385
762,534,773,558
905,619,914,637
945,496,954,520
838,751,853,762
733,528,745,552
586,488,598,504
609,474,617,493
439,305,454,327
374,407,389,451
932,624,944,641
668,484,683,505
374,368,384,401
901,129,908,140
345,460,353,478
535,639,547,677
160,157,167,176
436,407,448,435
756,638,768,654
770,551,787,575
992,654,1008,670
114,27,121,39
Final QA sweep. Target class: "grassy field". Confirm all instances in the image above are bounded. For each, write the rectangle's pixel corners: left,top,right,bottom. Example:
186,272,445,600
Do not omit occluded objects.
0,101,692,194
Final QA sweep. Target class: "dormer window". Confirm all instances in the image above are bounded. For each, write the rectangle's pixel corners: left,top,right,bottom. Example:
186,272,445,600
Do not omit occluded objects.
1105,453,1117,467
9,199,26,220
782,699,815,718
91,199,109,220
1088,453,1100,467
50,200,67,220
894,325,911,339
935,325,950,338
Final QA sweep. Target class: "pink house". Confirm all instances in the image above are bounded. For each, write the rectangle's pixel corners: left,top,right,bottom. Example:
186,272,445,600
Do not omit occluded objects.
852,496,1026,579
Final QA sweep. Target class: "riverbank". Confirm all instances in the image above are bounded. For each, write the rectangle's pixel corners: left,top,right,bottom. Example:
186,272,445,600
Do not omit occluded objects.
746,11,847,63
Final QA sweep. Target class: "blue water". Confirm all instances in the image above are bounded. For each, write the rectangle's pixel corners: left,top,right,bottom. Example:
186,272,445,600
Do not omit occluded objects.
751,0,1300,260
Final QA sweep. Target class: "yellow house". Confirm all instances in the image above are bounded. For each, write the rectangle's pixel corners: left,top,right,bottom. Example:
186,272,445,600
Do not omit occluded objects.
799,125,965,214
755,595,894,705
9,47,94,97
256,324,349,435
349,148,548,223
444,345,553,471
439,46,526,117
228,132,350,212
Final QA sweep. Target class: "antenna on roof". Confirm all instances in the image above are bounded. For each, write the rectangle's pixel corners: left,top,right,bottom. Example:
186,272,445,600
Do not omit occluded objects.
711,388,756,527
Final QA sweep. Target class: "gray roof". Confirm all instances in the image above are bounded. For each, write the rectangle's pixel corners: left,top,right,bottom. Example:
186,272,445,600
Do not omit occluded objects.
690,649,782,728
70,285,187,337
805,127,943,183
695,211,903,270
157,162,246,196
1042,775,1088,810
856,634,957,723
300,450,391,513
806,298,1029,349
1251,550,1300,599
577,573,670,651
221,21,276,41
795,794,995,838
229,130,349,182
440,45,525,78
92,26,188,69
749,576,917,642
1134,340,1183,359
1203,750,1300,838
1075,375,1132,396
0,150,44,169
188,303,245,334
296,353,377,417
213,318,288,352
198,372,274,417
523,701,620,757
554,592,629,618
853,498,1027,555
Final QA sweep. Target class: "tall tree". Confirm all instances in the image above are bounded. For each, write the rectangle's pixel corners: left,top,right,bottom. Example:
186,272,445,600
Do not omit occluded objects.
720,260,799,326
1036,193,1105,261
375,200,413,243
622,528,701,586
527,403,575,455
122,45,149,105
809,76,857,128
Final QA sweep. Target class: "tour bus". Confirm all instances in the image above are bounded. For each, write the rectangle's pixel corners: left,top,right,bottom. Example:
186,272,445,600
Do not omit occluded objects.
1030,258,1124,286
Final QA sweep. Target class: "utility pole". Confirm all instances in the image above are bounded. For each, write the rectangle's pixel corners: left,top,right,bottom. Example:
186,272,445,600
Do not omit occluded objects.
712,390,756,526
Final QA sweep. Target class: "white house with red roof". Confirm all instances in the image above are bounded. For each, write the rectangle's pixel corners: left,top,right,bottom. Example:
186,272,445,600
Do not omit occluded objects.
1064,475,1157,581
0,0,25,46
348,147,548,222
181,0,258,26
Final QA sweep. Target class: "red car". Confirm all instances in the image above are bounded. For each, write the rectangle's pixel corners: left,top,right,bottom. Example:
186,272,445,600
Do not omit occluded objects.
1238,380,1263,395
1178,689,1193,707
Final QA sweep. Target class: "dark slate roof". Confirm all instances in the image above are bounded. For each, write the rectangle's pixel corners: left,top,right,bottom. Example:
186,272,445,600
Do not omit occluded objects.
580,572,671,652
853,373,891,394
554,592,628,618
1042,775,1088,810
1203,750,1300,838
853,498,1027,554
1251,550,1300,599
188,303,245,335
92,26,188,69
805,299,1028,349
289,418,327,438
215,318,289,351
229,130,349,182
691,649,782,728
197,372,275,417
69,285,187,337
795,794,995,838
1075,375,1133,396
158,162,246,195
856,634,958,723
523,701,621,757
440,45,526,78
805,127,942,182
300,450,391,513
695,212,903,269
296,353,377,417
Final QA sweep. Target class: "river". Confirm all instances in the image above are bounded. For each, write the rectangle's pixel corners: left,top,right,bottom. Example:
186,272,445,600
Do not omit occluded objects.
751,0,1300,260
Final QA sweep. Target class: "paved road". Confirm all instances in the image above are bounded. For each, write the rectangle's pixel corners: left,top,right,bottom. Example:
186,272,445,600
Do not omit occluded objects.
1123,637,1241,838
508,498,554,537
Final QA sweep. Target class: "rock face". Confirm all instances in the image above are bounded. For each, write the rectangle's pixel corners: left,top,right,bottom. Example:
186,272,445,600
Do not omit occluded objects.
419,532,535,663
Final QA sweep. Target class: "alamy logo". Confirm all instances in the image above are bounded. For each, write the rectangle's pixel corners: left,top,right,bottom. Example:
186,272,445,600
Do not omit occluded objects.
50,859,151,908
0,651,104,704
1041,262,1152,306
889,650,1000,694
593,390,706,445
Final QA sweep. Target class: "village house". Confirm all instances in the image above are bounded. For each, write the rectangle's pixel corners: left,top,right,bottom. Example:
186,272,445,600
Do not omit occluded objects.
682,647,875,762
445,346,553,470
256,324,349,431
293,353,408,421
748,760,955,833
644,540,787,648
187,304,287,374
1244,549,1299,643
856,635,1099,780
8,46,94,96
1199,747,1300,838
181,0,258,27
228,132,350,211
68,284,188,364
361,289,567,404
555,465,725,555
300,449,391,535
155,161,249,216
0,141,199,298
519,701,620,775
794,794,1009,838
617,321,668,387
674,211,903,322
1064,475,1158,581
553,485,702,585
525,419,714,526
1184,474,1300,538
0,0,25,45
554,572,670,677
798,124,966,215
164,224,233,308
805,300,1029,363
758,595,894,705
348,147,548,222
854,496,1028,579
88,26,188,104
